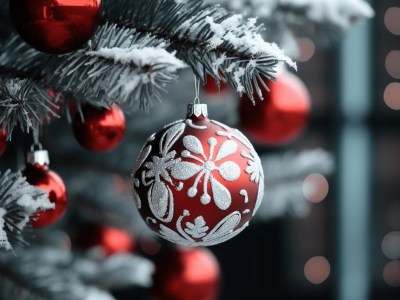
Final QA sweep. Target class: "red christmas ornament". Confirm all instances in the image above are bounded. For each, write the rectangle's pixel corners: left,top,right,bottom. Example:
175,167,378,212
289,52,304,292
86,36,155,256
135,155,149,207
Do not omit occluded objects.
132,103,264,246
202,74,229,96
73,104,126,152
239,71,311,145
153,247,220,300
23,148,68,228
0,128,7,156
9,0,102,54
73,224,135,256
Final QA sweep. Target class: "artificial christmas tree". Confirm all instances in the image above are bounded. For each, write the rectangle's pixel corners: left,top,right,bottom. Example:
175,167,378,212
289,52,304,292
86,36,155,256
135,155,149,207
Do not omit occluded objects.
0,0,373,299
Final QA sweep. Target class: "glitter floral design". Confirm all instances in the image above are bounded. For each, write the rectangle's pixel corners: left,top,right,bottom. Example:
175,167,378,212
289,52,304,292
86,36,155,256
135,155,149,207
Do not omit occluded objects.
171,135,241,210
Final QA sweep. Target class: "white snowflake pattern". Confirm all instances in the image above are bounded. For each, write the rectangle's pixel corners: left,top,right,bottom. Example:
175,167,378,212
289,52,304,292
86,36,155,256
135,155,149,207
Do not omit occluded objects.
171,135,241,210
184,216,209,238
242,148,263,183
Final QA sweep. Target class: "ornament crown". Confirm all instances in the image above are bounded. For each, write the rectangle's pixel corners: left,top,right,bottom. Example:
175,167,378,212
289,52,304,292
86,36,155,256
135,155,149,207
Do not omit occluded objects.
27,145,49,166
187,104,208,118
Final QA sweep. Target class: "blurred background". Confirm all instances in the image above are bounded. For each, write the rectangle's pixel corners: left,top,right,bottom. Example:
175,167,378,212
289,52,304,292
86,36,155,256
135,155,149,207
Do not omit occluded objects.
1,0,400,299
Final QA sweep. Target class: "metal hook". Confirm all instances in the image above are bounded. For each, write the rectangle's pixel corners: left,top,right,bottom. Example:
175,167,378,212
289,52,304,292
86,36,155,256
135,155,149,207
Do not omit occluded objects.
193,75,201,104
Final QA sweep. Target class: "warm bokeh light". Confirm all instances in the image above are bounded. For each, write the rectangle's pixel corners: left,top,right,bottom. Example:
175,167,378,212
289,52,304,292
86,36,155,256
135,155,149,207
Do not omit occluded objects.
302,173,329,203
383,261,400,287
304,256,331,284
385,50,400,79
382,231,400,260
383,83,400,110
384,7,400,35
297,38,316,62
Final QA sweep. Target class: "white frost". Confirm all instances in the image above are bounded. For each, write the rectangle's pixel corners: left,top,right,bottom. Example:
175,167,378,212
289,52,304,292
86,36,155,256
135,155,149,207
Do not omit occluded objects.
207,0,374,28
0,208,11,251
87,47,187,72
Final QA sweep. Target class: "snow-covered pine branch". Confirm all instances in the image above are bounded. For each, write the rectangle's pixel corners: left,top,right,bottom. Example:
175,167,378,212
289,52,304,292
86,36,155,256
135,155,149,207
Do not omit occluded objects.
48,24,187,111
0,78,57,137
255,149,334,220
0,247,154,300
104,0,296,101
0,170,53,251
208,0,374,46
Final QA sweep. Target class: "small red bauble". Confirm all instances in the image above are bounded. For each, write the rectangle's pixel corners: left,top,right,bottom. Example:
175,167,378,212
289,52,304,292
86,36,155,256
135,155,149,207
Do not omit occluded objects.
73,104,126,152
153,247,220,300
73,224,135,256
132,104,264,246
202,74,229,96
23,149,67,228
0,128,7,156
9,0,102,54
239,71,311,145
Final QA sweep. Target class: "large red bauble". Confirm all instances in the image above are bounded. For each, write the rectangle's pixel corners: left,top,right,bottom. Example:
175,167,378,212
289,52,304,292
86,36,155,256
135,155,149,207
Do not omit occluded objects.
202,74,229,96
239,71,311,145
132,104,264,246
0,129,7,156
153,247,220,300
73,224,135,256
23,163,68,228
73,104,126,152
9,0,102,54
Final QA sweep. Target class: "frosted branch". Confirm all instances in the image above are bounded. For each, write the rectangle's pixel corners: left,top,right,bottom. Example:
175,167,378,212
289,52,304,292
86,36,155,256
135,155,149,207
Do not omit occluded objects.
0,78,56,138
207,0,374,47
104,0,296,101
256,149,334,220
0,170,53,252
48,23,186,111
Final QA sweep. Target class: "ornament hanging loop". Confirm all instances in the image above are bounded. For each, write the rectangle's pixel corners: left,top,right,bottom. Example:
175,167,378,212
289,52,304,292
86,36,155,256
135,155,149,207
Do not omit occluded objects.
193,75,201,104
28,120,49,166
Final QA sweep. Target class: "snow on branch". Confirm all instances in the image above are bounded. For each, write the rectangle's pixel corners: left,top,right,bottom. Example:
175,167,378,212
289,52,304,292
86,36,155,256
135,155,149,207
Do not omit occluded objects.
255,149,334,220
208,0,374,46
48,23,186,111
0,170,53,251
0,247,154,300
0,78,57,138
104,0,296,101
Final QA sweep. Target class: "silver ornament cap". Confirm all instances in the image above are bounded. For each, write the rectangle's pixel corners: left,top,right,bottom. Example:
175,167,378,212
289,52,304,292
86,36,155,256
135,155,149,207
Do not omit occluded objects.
187,103,208,118
27,147,49,166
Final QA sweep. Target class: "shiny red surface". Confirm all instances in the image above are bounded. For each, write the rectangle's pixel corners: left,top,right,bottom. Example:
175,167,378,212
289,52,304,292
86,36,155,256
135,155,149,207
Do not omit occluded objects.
72,224,135,256
239,71,311,145
23,164,68,228
134,115,261,242
0,129,7,156
73,104,126,152
202,74,229,96
153,247,220,300
10,0,101,54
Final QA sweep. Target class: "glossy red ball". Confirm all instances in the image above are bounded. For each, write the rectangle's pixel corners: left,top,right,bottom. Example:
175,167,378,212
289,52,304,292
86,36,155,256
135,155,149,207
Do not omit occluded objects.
153,247,220,300
23,164,67,228
0,129,7,156
73,104,126,152
9,0,102,54
132,104,264,246
239,71,311,145
73,224,135,256
202,74,229,96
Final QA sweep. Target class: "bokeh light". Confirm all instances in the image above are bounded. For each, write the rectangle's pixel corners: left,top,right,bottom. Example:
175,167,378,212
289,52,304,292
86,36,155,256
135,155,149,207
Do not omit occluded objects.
304,256,331,284
302,173,329,203
385,7,400,35
383,261,400,287
296,38,316,62
385,50,400,79
383,83,400,110
382,231,400,260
